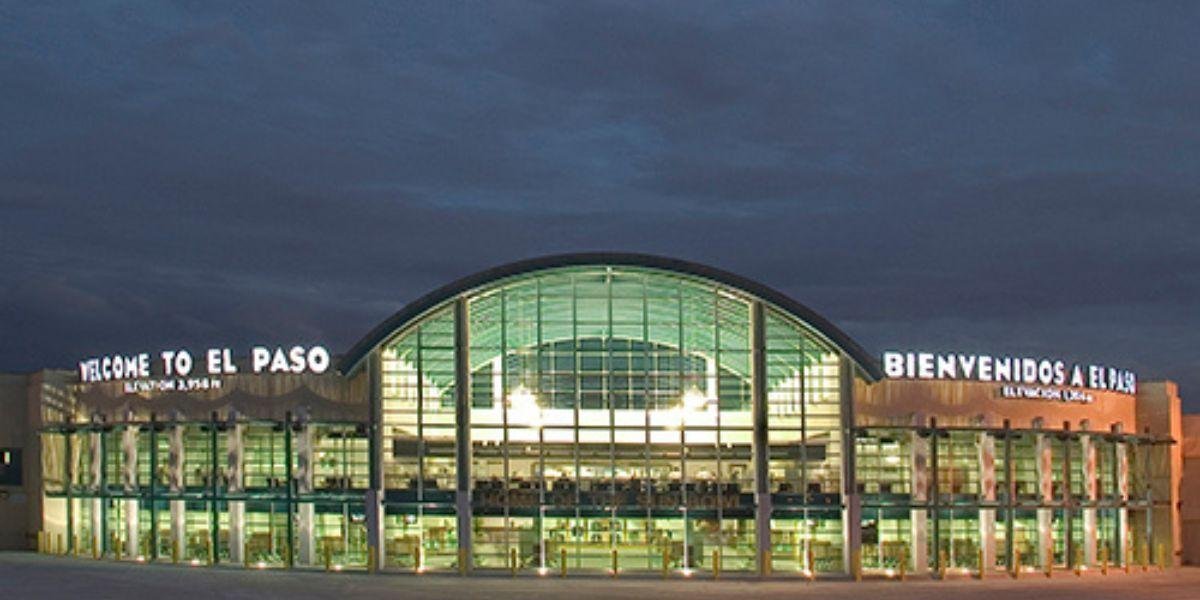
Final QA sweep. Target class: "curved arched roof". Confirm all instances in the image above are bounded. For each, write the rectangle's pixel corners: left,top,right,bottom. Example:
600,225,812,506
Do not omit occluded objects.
338,252,882,380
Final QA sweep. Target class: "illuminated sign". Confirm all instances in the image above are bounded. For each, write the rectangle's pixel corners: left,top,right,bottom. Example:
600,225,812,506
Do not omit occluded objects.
881,351,1136,395
78,345,331,384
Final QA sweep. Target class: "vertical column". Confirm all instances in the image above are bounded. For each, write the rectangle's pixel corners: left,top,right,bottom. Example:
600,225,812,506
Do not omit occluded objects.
978,431,997,574
283,413,295,569
227,412,245,564
295,414,316,566
1062,423,1073,569
147,414,158,561
1035,431,1053,569
838,356,860,577
454,297,473,572
1115,427,1129,566
1003,420,1016,571
90,428,104,555
749,301,771,575
366,350,385,571
910,422,930,574
930,418,941,576
121,415,139,559
1081,430,1098,565
65,429,74,554
168,418,186,562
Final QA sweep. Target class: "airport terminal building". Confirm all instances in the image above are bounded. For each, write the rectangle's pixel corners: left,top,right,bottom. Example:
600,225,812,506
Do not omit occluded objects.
0,254,1189,578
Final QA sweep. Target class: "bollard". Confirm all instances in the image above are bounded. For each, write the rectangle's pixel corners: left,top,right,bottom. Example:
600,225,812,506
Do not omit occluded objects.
205,536,213,566
1124,544,1131,574
806,546,815,581
510,547,518,577
1011,547,1020,579
324,542,333,572
172,540,180,565
661,545,670,579
57,533,64,556
1141,545,1148,572
852,548,861,582
938,550,947,580
459,547,468,576
712,549,720,580
560,547,568,578
978,548,986,580
1101,545,1109,575
760,549,771,577
610,548,618,578
368,549,376,574
1074,546,1083,577
1044,553,1052,579
114,533,122,562
93,536,101,560
899,546,908,582
36,531,42,554
1157,544,1166,572
414,545,422,573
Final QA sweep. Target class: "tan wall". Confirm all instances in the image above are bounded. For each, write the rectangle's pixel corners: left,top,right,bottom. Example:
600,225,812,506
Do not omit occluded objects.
1137,382,1183,566
1181,414,1200,564
0,373,33,550
855,378,1139,432
65,369,367,424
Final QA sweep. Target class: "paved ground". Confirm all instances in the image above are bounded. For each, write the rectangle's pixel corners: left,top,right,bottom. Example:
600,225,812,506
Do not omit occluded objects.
3,552,1200,599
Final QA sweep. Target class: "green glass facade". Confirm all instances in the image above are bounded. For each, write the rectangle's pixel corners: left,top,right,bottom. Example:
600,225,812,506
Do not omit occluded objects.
376,265,851,574
34,257,1176,578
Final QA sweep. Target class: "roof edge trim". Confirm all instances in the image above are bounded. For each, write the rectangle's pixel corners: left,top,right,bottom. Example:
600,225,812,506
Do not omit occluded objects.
338,252,882,380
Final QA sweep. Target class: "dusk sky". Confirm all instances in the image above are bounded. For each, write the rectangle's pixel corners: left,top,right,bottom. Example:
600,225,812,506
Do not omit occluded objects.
2,3,1198,407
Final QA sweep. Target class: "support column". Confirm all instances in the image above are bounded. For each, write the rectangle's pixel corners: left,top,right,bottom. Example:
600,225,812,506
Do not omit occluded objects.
168,417,186,562
838,356,860,577
930,418,941,576
147,414,158,561
365,350,386,572
1062,423,1073,570
1036,431,1053,569
1002,420,1016,572
1116,427,1129,566
749,301,771,575
227,413,245,564
121,415,139,559
1081,430,1098,566
978,431,997,574
90,428,104,555
910,424,930,575
453,297,473,572
295,414,316,566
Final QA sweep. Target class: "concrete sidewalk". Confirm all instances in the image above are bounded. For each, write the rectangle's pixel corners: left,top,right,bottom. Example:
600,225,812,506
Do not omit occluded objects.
3,552,1199,600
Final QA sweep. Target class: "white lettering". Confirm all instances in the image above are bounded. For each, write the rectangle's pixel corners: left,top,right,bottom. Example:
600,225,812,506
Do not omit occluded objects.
917,353,935,379
252,347,271,373
307,346,330,374
883,352,905,378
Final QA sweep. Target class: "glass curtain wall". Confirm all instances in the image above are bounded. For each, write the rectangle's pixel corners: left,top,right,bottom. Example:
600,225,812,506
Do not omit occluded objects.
379,265,846,574
41,417,367,570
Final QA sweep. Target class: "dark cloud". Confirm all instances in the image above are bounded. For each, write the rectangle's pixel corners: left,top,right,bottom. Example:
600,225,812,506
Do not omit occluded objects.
1,2,1198,405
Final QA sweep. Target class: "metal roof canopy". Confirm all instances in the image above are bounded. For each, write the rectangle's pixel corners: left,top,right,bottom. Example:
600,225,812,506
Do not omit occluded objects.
338,252,882,380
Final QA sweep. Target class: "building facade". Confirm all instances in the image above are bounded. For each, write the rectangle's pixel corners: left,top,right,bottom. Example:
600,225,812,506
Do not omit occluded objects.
1,254,1187,577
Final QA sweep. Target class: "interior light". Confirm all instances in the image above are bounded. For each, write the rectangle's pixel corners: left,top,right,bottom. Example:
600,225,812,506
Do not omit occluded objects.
508,386,542,429
682,387,709,412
